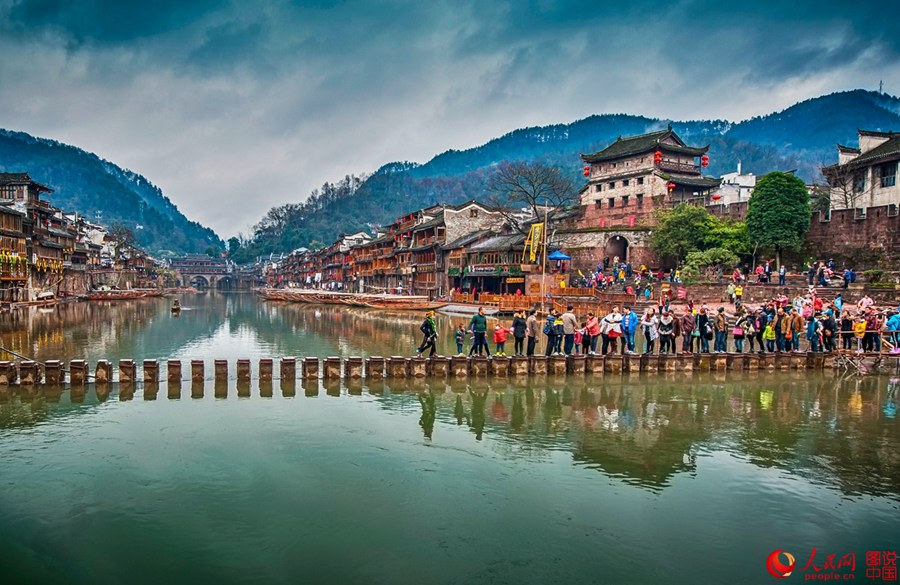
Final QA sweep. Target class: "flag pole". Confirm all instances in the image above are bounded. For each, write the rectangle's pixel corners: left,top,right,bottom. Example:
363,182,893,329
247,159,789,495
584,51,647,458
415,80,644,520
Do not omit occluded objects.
540,201,548,312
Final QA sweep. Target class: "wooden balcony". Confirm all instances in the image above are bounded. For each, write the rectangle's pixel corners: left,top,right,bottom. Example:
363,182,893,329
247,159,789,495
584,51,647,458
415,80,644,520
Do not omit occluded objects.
657,160,700,174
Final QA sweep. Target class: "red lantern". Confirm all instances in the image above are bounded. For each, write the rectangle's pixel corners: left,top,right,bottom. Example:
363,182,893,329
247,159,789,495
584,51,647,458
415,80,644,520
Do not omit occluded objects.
711,193,721,201
666,182,676,192
701,154,710,167
583,165,590,177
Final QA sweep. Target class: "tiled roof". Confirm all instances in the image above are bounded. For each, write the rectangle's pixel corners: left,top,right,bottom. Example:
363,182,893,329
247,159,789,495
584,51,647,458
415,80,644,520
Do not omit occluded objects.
659,173,721,188
581,128,708,163
850,133,900,166
467,233,526,252
442,229,492,250
0,172,52,192
411,210,445,232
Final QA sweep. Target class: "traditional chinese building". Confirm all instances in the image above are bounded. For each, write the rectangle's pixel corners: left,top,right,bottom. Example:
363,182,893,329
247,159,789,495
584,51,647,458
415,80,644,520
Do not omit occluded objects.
822,129,899,212
558,127,720,267
0,204,28,301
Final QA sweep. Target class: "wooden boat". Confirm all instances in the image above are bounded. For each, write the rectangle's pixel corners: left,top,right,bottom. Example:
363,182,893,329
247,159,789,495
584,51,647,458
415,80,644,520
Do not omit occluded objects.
78,289,165,301
255,288,445,311
171,300,182,313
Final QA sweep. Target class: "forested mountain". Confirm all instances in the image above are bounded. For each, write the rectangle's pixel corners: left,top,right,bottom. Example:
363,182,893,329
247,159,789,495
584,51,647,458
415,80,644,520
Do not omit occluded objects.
236,89,900,262
0,130,222,255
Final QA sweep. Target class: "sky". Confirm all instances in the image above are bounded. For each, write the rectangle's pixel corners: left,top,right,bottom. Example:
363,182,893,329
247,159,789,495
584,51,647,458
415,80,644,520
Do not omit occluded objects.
0,0,898,239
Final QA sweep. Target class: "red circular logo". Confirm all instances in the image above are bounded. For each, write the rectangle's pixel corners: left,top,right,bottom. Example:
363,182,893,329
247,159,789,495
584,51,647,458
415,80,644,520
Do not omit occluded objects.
766,550,796,579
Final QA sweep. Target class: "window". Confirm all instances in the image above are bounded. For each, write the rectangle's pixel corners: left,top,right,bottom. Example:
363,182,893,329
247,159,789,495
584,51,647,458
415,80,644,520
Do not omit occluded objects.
637,177,644,185
622,195,629,206
636,193,644,208
608,197,615,208
853,171,866,193
595,200,602,210
879,162,897,188
595,185,601,193
623,179,630,187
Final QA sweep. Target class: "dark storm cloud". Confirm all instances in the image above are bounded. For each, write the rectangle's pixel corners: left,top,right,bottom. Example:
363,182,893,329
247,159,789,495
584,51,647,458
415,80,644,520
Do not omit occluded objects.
0,0,896,237
6,0,227,44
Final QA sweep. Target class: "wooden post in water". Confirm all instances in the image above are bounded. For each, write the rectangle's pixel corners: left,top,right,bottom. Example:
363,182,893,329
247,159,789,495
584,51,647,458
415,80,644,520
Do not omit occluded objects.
429,356,449,378
167,360,182,384
366,357,385,379
191,360,205,382
511,355,529,377
280,357,296,381
18,360,40,385
143,359,159,384
585,354,604,376
529,355,547,376
450,356,468,378
0,360,14,385
237,359,251,382
346,356,364,379
409,357,427,378
323,357,341,380
549,355,566,376
302,358,319,380
470,356,488,377
119,359,136,384
490,356,511,377
215,359,228,382
567,354,586,375
95,360,111,384
259,359,273,382
44,360,62,385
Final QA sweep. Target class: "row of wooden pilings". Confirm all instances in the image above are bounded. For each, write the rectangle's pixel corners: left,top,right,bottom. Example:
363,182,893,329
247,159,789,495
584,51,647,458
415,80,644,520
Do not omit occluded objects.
0,352,837,386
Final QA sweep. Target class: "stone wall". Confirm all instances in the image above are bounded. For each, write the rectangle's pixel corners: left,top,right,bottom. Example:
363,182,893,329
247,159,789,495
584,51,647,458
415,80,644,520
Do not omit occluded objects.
805,206,900,266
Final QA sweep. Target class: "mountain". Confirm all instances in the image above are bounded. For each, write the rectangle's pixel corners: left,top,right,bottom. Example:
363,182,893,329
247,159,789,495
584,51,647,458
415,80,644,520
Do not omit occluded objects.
0,130,223,255
235,89,900,261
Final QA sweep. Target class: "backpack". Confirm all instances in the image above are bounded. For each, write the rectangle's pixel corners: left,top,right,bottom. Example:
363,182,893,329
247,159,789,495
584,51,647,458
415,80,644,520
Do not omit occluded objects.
543,322,552,335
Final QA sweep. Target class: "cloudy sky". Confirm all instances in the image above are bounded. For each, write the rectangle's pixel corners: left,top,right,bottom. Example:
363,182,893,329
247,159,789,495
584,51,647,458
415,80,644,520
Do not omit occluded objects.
0,0,897,239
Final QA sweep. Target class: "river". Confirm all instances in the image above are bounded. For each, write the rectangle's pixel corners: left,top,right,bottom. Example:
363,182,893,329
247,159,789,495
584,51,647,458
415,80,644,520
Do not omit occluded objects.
1,292,897,584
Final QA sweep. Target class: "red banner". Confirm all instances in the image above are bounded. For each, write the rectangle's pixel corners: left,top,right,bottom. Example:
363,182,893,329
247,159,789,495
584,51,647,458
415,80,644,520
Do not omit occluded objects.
676,287,687,299
599,217,607,228
628,215,636,227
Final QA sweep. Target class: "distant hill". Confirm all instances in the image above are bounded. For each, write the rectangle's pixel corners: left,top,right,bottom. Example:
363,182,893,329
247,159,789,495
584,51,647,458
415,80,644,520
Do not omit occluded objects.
236,89,900,261
0,130,223,255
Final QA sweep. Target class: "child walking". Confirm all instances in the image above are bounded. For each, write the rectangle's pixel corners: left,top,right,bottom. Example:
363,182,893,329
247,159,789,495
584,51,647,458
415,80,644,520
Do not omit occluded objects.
455,324,465,356
493,324,509,356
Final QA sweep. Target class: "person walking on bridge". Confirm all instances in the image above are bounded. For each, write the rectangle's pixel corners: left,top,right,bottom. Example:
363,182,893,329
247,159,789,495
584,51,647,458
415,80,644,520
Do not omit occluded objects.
415,311,438,357
468,307,490,357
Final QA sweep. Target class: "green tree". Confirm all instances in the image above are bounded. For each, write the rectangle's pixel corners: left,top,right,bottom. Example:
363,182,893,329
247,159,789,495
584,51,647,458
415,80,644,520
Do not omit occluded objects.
745,171,811,266
706,218,751,256
650,203,712,262
227,237,241,257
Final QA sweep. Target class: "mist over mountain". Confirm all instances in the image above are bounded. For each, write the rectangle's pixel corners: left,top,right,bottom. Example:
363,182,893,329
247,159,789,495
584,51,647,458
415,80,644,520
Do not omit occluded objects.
0,130,223,255
4,89,898,261
236,89,900,262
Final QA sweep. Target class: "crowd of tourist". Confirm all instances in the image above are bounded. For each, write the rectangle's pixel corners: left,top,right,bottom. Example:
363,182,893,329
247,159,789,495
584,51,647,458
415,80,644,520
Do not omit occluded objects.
417,289,900,358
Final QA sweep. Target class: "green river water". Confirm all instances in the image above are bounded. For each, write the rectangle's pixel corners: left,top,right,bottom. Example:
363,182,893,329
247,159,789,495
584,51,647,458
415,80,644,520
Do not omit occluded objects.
1,292,897,584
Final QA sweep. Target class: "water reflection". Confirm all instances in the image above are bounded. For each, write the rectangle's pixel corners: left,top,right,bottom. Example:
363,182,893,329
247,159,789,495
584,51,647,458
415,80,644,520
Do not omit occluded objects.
0,294,493,364
3,374,897,501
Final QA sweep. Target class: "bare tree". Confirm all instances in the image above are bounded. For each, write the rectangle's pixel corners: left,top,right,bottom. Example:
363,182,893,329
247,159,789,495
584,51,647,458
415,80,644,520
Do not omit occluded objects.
820,163,870,211
485,162,577,234
109,223,136,261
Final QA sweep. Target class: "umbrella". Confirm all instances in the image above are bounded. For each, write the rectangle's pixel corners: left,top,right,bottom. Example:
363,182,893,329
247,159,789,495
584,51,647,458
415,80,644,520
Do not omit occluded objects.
547,250,571,261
